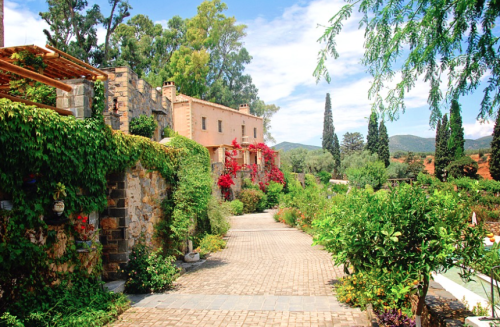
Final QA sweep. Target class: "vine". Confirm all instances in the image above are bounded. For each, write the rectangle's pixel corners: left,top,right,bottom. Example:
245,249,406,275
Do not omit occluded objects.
217,138,242,200
248,143,284,191
0,98,211,322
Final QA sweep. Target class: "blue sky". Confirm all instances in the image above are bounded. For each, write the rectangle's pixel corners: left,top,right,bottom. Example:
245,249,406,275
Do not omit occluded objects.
6,0,494,146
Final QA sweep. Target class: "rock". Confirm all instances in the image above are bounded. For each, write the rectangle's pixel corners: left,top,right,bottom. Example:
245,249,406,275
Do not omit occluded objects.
184,252,200,263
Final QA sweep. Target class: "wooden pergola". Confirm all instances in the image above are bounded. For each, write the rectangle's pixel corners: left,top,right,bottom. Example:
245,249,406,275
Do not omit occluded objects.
0,44,108,116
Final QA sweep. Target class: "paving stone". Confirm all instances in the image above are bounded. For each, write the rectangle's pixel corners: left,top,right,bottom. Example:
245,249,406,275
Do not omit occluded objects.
112,212,370,326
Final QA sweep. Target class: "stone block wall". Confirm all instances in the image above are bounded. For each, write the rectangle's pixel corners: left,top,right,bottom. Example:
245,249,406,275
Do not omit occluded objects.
56,79,95,119
100,161,169,280
102,67,173,141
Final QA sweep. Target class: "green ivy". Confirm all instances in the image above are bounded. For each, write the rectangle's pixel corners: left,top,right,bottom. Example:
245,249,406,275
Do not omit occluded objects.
0,99,212,323
129,114,158,138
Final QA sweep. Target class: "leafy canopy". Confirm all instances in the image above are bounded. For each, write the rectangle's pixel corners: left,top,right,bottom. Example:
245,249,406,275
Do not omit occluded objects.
314,0,500,124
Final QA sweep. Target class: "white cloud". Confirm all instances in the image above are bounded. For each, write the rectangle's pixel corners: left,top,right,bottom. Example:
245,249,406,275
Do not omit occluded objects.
464,120,493,139
5,1,49,47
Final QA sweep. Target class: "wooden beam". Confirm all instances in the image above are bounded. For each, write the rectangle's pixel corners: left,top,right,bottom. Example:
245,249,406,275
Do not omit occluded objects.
0,93,74,116
0,59,72,92
45,45,108,80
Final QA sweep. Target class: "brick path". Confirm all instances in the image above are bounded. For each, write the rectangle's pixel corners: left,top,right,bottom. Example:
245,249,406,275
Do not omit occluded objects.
112,212,370,326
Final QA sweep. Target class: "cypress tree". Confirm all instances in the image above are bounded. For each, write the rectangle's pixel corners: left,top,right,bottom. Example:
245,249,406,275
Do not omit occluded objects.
332,133,341,171
366,111,379,154
322,93,335,156
490,113,500,181
435,114,451,181
448,100,465,160
434,118,442,178
378,120,390,167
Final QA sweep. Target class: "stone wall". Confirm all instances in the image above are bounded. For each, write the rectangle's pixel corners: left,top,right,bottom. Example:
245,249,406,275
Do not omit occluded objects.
100,161,169,280
56,79,95,119
102,67,173,141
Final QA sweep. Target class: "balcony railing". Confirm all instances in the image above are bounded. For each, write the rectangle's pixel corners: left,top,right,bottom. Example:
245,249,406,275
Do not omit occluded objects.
241,135,249,146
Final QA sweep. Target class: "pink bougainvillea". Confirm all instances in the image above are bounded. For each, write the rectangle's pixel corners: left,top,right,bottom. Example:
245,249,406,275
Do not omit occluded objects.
218,138,243,200
247,143,285,190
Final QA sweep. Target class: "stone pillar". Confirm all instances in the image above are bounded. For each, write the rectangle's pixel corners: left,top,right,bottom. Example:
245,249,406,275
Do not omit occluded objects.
257,150,263,168
218,147,226,164
56,79,95,120
100,172,128,281
243,149,250,166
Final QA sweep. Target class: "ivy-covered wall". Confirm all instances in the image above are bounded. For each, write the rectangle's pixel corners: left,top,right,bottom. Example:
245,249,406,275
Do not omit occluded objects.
0,98,211,310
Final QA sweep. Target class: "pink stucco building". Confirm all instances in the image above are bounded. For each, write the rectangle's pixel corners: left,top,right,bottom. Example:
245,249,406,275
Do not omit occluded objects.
162,81,265,166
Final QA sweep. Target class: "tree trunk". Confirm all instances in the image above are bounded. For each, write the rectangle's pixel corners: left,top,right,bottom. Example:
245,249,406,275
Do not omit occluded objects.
415,275,430,327
0,0,4,47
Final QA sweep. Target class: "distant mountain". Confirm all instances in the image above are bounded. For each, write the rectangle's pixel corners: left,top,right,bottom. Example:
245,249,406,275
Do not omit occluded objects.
389,135,493,153
273,142,322,152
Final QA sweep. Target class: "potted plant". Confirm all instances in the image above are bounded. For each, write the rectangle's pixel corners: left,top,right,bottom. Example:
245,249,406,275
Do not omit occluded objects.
73,215,96,252
52,182,66,216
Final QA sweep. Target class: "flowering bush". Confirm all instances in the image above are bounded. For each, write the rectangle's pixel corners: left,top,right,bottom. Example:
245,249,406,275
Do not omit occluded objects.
195,234,226,257
230,200,244,215
248,143,284,189
124,242,179,294
376,309,416,327
218,138,242,200
237,189,267,213
73,215,96,241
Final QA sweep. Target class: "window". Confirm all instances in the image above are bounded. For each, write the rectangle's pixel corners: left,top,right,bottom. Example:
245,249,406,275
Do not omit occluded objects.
254,127,257,138
218,120,222,133
242,125,245,137
202,117,206,130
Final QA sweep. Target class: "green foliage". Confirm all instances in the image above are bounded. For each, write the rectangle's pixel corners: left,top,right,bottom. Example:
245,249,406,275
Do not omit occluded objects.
237,189,267,213
1,278,130,327
92,81,105,119
387,161,409,179
341,132,365,156
366,111,378,154
230,200,244,215
446,156,479,179
322,93,335,156
313,184,485,318
265,181,283,208
129,114,158,138
242,178,260,190
0,100,211,318
346,161,388,190
448,100,465,160
378,121,390,168
317,171,332,185
206,196,231,235
471,242,500,279
196,234,226,257
304,174,318,188
335,270,413,315
125,242,179,294
491,113,500,181
274,207,300,227
332,133,341,172
404,152,425,178
314,0,500,123
340,150,378,176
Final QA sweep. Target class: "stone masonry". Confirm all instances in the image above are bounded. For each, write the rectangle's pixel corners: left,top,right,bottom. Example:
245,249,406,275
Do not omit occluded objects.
100,161,169,280
102,67,173,141
56,79,95,119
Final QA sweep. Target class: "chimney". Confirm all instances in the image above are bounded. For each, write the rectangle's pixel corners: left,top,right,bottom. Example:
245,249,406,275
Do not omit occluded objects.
162,81,176,103
239,104,250,115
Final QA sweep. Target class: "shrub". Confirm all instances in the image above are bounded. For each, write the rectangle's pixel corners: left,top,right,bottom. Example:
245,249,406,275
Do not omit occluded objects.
242,178,260,190
392,151,406,159
266,181,283,208
129,114,158,138
317,171,332,185
387,161,409,179
197,234,226,257
331,183,349,194
426,157,432,164
237,189,267,213
346,161,388,190
124,243,179,294
274,207,300,227
230,200,244,215
479,150,485,158
304,174,318,188
446,156,479,179
376,309,416,327
207,196,231,235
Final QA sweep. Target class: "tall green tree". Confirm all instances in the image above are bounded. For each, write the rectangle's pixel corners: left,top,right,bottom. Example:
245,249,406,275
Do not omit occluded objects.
366,111,378,154
40,0,130,65
314,0,500,125
378,120,390,167
490,113,500,181
434,118,442,178
251,99,280,143
322,93,335,155
448,100,465,160
341,132,364,156
435,114,451,181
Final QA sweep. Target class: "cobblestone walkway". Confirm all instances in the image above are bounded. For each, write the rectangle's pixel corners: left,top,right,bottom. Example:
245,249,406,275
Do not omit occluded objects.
112,212,370,327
